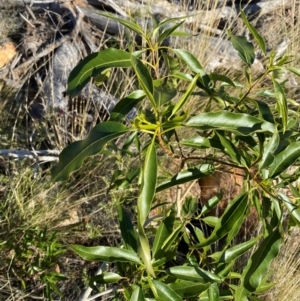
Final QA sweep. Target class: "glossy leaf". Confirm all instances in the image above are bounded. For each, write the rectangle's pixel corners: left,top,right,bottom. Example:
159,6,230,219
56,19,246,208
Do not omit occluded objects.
70,245,141,264
89,272,123,286
131,55,155,108
152,213,175,259
67,48,132,97
153,82,177,107
220,237,260,263
259,131,280,170
110,90,145,121
156,164,214,192
130,286,145,301
138,137,157,226
193,192,248,248
51,122,129,182
150,280,182,301
186,111,275,135
166,266,222,283
168,281,210,298
268,141,300,177
240,10,266,54
157,20,185,44
229,31,255,66
181,136,224,150
200,195,222,215
279,193,300,227
208,283,220,301
240,228,281,293
118,206,138,253
273,79,288,132
170,73,200,118
99,12,145,36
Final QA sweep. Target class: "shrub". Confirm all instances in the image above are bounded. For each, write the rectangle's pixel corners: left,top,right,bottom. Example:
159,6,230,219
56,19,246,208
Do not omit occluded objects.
51,12,300,300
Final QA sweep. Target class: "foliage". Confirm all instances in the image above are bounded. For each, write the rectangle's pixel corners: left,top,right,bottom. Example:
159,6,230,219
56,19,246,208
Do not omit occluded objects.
51,12,300,301
4,227,67,300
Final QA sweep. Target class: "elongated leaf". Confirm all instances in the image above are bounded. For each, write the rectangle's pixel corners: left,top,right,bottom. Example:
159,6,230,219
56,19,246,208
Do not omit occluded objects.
288,66,300,78
138,137,157,226
242,228,281,292
138,223,155,277
259,131,280,170
51,122,129,182
200,195,222,215
118,206,138,253
209,73,235,87
229,31,255,66
208,283,220,301
181,136,224,150
240,11,266,54
273,79,288,132
153,82,177,107
89,272,123,286
156,164,214,192
70,245,141,264
170,73,199,118
279,193,300,227
152,213,175,259
216,132,246,166
99,12,145,36
186,111,275,135
131,55,155,108
157,20,185,44
220,237,260,263
193,192,248,248
268,141,300,177
173,49,211,88
130,286,145,301
67,48,132,97
168,281,210,298
166,266,222,283
150,280,182,301
110,90,145,121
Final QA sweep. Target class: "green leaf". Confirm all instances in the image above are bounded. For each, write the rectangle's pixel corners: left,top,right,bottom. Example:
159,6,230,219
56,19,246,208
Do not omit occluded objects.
118,206,138,253
220,237,260,263
208,283,220,301
168,281,210,298
170,73,200,118
240,11,266,54
181,136,224,150
186,111,275,135
229,31,255,66
279,193,300,227
242,228,281,292
130,286,145,301
209,73,236,87
273,79,288,132
259,131,280,170
51,122,129,182
268,141,300,178
89,272,123,286
166,266,222,284
110,90,145,122
193,192,248,248
287,66,300,78
99,12,145,36
138,137,157,226
156,164,214,192
153,82,177,107
216,132,246,166
67,48,132,97
200,195,222,215
152,213,175,259
150,280,182,301
70,245,141,264
157,20,185,44
131,55,156,109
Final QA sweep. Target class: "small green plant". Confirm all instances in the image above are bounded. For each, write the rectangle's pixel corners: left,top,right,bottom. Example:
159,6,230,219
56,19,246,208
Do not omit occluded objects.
51,11,300,300
6,227,67,300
